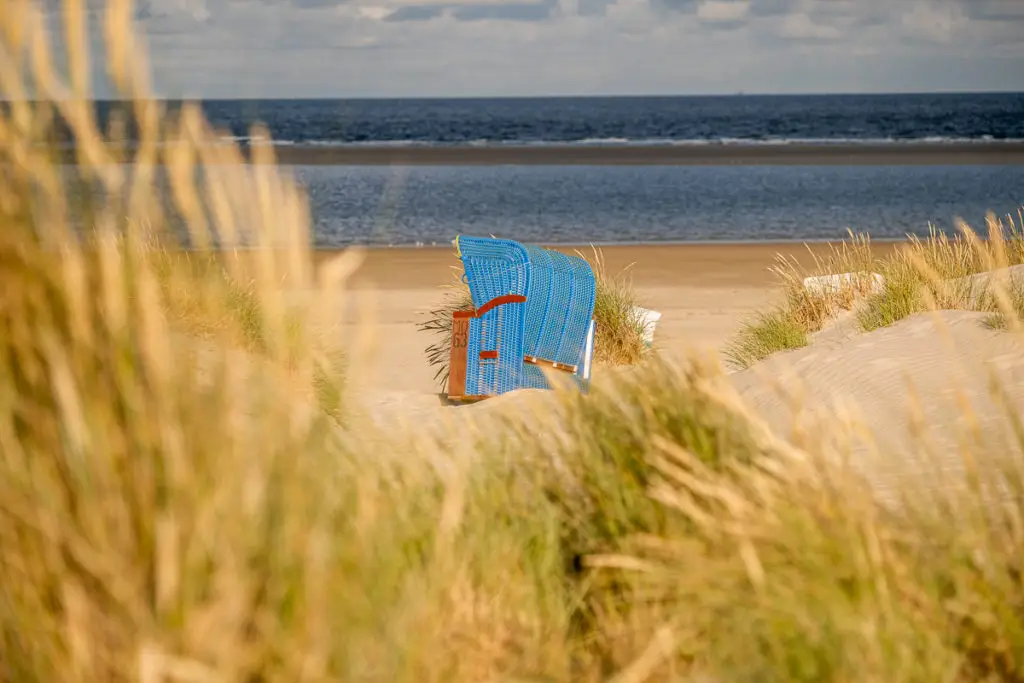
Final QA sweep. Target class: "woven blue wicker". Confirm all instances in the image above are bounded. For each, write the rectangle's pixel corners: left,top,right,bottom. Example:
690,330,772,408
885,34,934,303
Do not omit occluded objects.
457,236,531,396
520,244,596,389
456,235,596,396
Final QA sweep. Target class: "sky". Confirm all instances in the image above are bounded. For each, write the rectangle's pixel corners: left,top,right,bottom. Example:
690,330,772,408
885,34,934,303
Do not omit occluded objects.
36,0,1024,98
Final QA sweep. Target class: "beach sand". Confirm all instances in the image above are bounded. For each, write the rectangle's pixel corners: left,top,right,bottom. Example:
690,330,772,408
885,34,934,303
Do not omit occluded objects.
307,241,1023,499
310,240,905,402
244,238,1024,499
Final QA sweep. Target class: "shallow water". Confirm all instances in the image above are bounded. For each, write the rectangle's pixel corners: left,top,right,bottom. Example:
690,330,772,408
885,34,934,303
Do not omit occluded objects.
292,164,1024,247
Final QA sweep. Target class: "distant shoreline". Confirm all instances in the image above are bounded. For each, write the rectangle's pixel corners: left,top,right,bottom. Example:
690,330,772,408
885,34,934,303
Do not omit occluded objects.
49,141,1024,167
258,142,1024,166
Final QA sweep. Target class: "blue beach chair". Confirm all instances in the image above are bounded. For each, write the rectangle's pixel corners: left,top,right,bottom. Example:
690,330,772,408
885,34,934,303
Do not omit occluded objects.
446,235,597,401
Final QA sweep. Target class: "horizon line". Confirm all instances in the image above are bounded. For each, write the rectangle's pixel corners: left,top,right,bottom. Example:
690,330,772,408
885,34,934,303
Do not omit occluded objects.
4,89,1023,104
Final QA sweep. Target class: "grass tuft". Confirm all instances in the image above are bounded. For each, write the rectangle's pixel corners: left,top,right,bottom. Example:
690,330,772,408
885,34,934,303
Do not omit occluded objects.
857,223,986,332
728,217,1024,368
859,214,1024,332
724,308,809,369
149,247,270,351
419,269,477,387
583,246,650,366
725,231,877,369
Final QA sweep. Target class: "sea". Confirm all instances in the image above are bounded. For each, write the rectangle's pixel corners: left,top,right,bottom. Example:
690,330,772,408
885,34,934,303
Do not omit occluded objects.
104,92,1024,247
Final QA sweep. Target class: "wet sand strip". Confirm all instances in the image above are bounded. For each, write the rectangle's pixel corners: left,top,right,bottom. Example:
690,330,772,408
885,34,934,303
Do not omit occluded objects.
266,142,1024,166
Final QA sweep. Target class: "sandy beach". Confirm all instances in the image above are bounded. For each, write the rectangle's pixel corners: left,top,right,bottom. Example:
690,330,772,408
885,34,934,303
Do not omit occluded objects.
319,239,1024,501
266,142,1024,166
320,241,905,398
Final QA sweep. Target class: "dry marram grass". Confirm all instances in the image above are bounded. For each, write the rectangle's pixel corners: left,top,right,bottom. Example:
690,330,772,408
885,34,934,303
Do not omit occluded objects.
3,3,1024,683
724,231,877,368
727,219,1024,368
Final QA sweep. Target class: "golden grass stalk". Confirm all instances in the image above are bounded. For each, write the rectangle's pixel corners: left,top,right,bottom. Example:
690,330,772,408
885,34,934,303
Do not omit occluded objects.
724,230,878,369
4,3,1024,683
583,245,651,366
727,216,1024,368
723,308,809,369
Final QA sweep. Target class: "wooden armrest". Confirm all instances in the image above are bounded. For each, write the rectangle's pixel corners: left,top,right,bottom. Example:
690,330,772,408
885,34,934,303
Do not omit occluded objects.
525,356,578,373
452,294,527,319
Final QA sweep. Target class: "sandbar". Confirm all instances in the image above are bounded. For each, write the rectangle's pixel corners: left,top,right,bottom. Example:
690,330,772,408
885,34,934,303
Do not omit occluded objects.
267,142,1024,166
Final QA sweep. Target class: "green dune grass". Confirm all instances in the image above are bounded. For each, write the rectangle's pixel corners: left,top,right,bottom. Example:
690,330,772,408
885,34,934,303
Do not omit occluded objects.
2,3,1024,683
726,220,1024,369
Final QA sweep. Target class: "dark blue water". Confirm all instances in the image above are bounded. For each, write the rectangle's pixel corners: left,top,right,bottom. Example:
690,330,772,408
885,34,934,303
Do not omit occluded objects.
69,94,1024,245
94,92,1024,146
291,164,1024,247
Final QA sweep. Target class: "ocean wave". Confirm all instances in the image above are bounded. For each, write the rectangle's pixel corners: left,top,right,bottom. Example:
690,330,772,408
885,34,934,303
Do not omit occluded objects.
42,134,1024,152
250,135,1024,148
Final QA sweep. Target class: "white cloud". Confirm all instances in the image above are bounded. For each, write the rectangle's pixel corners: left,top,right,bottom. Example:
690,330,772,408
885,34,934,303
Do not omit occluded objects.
778,11,842,40
899,0,968,43
65,0,1020,96
697,0,748,24
359,6,393,19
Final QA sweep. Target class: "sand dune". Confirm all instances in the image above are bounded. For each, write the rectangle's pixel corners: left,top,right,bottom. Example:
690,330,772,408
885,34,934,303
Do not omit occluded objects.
364,310,1023,472
318,243,1024,499
731,311,1024,496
